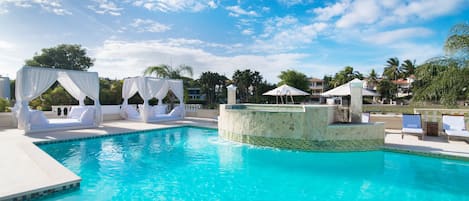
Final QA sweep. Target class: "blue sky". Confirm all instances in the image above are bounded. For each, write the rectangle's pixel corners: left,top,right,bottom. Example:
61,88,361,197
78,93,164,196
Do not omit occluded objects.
0,0,468,82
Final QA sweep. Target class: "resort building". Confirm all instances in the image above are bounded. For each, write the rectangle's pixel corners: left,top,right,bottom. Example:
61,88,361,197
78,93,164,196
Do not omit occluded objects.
187,87,206,101
392,75,416,97
309,77,324,99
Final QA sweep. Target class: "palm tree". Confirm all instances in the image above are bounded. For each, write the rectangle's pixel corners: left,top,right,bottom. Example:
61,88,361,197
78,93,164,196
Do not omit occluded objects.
143,64,193,79
401,59,416,78
383,57,401,80
367,69,378,90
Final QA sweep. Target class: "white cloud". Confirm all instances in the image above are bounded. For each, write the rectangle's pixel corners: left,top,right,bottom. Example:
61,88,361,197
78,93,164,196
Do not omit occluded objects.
226,5,258,17
363,27,433,45
277,0,314,7
91,39,309,82
131,18,171,33
254,16,327,53
131,0,217,12
317,0,465,28
336,0,381,28
241,29,254,35
0,0,71,15
391,0,463,22
88,0,123,16
0,40,15,50
312,0,349,21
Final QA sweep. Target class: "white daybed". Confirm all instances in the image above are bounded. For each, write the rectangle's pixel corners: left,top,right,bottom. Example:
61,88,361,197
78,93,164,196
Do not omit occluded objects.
13,66,102,134
120,77,185,123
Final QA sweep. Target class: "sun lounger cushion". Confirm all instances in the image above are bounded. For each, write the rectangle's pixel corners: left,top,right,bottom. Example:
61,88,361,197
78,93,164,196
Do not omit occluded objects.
445,130,469,137
29,110,49,126
402,128,424,134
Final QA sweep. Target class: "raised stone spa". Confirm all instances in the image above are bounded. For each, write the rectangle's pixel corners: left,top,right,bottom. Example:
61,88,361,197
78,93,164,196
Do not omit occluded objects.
218,104,385,151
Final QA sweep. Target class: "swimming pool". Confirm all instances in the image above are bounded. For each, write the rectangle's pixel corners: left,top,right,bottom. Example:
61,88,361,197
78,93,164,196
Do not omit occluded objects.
39,126,469,200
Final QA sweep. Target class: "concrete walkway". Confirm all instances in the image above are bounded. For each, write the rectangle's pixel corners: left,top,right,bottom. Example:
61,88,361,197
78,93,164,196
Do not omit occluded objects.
1,120,469,200
385,129,469,159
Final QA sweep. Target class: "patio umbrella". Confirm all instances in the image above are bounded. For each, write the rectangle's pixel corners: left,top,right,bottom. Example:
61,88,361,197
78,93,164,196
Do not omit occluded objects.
262,84,310,104
321,79,379,97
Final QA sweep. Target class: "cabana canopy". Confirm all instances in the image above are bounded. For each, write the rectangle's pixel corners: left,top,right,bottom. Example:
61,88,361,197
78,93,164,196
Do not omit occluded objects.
263,84,309,104
321,79,380,97
14,66,101,133
121,77,184,122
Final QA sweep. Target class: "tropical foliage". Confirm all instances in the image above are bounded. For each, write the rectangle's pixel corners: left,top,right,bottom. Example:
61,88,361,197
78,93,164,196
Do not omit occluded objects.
411,22,469,106
329,66,363,87
198,71,228,105
278,69,310,92
25,44,94,71
232,69,263,103
143,64,193,80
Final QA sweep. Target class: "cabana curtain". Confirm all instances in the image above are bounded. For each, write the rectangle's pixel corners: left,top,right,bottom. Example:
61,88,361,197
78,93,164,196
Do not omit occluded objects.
121,77,184,122
14,66,102,132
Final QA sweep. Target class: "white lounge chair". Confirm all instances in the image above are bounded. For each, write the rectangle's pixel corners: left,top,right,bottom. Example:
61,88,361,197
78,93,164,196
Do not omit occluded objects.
401,114,424,139
442,115,469,142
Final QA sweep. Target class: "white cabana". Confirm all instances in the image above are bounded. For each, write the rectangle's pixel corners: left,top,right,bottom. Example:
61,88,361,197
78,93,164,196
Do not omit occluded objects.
263,84,310,104
13,66,102,133
321,79,380,97
120,77,185,122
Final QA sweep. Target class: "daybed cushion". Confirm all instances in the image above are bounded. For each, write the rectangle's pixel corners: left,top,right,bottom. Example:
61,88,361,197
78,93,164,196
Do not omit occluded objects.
30,118,81,130
68,106,87,119
29,110,49,126
125,106,140,119
79,108,95,124
153,105,167,115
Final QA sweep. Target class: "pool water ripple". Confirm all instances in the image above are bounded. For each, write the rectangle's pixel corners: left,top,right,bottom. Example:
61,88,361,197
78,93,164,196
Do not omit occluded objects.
39,127,469,201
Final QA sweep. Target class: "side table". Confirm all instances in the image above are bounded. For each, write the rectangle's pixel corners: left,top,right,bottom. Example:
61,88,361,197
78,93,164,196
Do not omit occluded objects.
425,122,439,136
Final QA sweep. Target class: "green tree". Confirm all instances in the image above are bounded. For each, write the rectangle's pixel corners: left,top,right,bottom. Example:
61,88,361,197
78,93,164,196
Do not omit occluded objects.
331,66,363,87
277,69,309,92
232,69,263,103
444,22,469,57
367,69,378,90
25,44,94,71
198,71,228,105
143,64,193,79
323,75,333,91
383,57,401,80
377,79,397,103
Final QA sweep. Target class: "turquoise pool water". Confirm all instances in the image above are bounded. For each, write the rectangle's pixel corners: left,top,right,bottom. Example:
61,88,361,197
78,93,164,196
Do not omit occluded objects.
39,126,469,201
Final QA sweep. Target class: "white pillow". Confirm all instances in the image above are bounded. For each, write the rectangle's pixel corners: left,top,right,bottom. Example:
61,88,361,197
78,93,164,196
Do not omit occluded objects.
153,105,167,115
125,106,140,118
79,108,95,124
169,106,183,117
68,106,87,119
30,110,49,126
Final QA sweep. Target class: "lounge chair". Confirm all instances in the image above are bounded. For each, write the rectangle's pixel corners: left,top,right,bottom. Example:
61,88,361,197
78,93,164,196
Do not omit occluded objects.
362,112,370,123
401,114,424,139
442,114,469,142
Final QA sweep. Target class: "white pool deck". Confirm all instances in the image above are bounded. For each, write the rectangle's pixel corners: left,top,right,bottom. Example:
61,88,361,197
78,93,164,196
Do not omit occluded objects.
0,119,469,200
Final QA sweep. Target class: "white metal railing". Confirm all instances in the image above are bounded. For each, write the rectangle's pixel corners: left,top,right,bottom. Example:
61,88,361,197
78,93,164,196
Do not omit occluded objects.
51,104,203,117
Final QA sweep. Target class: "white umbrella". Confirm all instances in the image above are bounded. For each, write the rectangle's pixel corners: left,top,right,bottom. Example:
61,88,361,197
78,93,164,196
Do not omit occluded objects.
321,79,380,97
263,84,310,104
